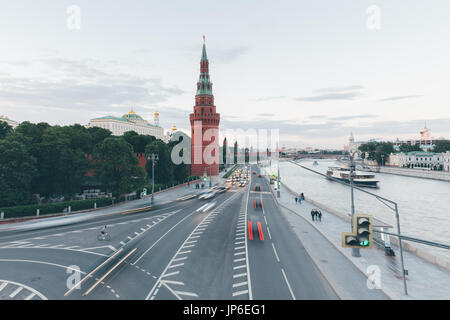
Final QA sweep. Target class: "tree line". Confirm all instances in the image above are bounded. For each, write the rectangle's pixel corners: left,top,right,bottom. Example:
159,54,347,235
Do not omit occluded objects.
358,140,450,165
0,121,189,208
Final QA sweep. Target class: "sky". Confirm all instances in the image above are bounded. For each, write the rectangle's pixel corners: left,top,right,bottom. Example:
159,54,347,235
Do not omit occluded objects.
0,0,449,149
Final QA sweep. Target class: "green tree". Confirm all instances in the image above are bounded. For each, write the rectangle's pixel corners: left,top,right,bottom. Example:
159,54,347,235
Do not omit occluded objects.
86,126,112,153
399,144,422,153
433,140,450,153
0,140,37,207
93,137,146,197
36,126,90,199
0,121,13,140
358,142,377,160
374,142,394,165
123,131,156,153
145,140,173,185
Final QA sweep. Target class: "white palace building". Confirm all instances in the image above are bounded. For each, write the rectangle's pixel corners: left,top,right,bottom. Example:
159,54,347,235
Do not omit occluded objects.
87,108,166,141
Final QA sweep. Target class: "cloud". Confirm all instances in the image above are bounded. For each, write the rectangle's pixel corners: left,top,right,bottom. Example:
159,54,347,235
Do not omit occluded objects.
329,114,379,121
296,92,362,102
378,95,423,102
0,58,185,116
316,85,364,93
254,96,288,102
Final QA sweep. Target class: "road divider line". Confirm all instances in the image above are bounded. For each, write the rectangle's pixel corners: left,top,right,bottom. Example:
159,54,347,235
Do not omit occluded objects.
271,243,280,262
281,268,296,300
9,286,23,298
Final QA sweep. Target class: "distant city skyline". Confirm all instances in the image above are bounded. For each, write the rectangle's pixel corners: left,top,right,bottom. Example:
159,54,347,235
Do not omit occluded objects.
1,0,449,149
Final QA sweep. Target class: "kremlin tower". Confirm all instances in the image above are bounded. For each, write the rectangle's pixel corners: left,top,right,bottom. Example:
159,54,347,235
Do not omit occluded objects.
189,36,220,176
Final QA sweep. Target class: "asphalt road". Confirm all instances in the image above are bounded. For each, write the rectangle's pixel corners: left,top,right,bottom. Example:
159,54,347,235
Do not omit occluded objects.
0,165,338,300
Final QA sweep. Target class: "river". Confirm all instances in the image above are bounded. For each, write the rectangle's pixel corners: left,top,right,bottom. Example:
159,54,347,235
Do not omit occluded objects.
275,159,450,263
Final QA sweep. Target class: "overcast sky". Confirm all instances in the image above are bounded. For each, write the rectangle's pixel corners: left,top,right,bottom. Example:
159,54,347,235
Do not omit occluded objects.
0,0,449,149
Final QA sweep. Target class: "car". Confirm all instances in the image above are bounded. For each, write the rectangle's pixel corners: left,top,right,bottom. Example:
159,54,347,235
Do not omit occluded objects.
215,187,227,193
253,199,263,209
252,171,256,175
198,190,214,199
203,191,216,199
254,185,261,191
258,174,262,178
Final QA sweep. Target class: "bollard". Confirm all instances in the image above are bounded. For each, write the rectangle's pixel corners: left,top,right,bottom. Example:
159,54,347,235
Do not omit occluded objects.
0,212,4,220
68,206,71,213
94,202,97,209
37,209,40,217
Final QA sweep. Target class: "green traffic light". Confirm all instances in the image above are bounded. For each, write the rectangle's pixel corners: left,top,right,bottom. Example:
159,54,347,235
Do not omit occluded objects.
360,240,370,246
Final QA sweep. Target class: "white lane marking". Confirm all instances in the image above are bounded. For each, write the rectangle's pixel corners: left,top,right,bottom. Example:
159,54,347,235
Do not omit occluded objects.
271,243,280,262
131,206,203,265
244,175,253,300
234,251,245,256
266,226,272,240
146,191,242,300
173,256,188,262
235,241,244,245
264,216,268,225
233,265,246,270
174,290,199,297
168,263,185,269
120,241,125,246
162,271,180,278
234,258,245,263
0,278,47,300
64,246,81,249
196,203,209,212
235,245,245,250
178,250,191,255
163,280,184,285
25,292,36,300
190,235,201,239
49,244,65,248
233,273,247,279
32,237,46,240
0,282,7,292
281,268,296,300
232,281,247,288
9,286,23,298
185,240,197,244
182,244,195,249
232,290,249,297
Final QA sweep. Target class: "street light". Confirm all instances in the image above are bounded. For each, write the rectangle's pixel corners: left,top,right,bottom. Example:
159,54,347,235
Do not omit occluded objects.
147,153,159,205
349,150,360,257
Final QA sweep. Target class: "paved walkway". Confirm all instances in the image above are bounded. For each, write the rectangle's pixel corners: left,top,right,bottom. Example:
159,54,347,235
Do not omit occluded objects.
264,170,450,299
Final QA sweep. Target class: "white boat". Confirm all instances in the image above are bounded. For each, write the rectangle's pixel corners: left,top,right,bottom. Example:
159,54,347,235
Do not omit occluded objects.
326,166,379,188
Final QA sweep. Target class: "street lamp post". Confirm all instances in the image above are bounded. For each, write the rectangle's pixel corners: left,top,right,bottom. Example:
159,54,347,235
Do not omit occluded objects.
147,153,159,205
209,165,212,188
349,152,361,257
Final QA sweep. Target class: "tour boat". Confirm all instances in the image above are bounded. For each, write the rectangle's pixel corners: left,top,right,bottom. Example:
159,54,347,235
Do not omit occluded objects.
326,166,379,188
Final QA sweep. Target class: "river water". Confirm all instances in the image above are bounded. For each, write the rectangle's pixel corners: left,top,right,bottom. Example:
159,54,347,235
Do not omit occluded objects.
276,159,450,263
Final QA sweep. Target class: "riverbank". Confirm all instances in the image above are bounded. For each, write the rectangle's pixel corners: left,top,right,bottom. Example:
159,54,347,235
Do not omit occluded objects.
354,163,450,182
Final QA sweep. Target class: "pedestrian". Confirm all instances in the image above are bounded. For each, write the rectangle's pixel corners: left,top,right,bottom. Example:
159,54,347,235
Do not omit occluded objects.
298,196,302,204
295,196,298,204
318,210,322,222
310,209,315,221
301,192,305,200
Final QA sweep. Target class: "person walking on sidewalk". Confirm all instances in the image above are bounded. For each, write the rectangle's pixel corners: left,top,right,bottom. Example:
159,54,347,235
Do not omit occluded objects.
295,196,298,204
298,196,302,204
310,209,315,221
318,210,322,222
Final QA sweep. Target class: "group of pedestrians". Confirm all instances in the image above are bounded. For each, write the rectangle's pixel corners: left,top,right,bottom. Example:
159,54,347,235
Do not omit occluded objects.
311,208,322,221
294,193,305,204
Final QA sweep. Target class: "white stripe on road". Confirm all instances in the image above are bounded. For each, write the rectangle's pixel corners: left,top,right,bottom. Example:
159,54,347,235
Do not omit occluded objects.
281,268,296,300
233,265,246,270
9,286,23,298
24,292,36,300
271,243,280,262
232,290,249,297
233,273,247,278
232,281,247,288
0,282,7,292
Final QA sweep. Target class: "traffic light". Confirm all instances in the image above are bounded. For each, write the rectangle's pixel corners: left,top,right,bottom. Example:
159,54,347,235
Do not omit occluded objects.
342,214,373,248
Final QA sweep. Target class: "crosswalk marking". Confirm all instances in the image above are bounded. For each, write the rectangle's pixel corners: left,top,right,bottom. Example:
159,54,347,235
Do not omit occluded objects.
9,286,23,298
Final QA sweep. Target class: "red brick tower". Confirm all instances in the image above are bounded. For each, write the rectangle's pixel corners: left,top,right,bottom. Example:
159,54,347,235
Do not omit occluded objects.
189,36,220,177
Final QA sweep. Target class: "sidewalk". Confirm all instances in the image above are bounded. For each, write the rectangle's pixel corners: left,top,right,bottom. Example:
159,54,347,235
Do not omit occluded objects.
0,182,202,232
266,172,450,299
